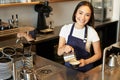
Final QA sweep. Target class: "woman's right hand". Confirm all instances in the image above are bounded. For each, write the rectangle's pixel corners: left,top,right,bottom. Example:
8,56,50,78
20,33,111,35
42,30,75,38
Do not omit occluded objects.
64,45,74,53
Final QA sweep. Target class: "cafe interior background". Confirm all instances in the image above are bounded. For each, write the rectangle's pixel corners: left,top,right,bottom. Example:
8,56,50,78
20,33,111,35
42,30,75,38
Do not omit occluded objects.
0,0,120,58
0,0,120,65
0,0,120,80
0,0,119,41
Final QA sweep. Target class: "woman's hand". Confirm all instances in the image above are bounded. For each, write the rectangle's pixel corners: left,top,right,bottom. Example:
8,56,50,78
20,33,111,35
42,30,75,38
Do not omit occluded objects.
57,36,74,56
78,59,87,67
64,45,74,53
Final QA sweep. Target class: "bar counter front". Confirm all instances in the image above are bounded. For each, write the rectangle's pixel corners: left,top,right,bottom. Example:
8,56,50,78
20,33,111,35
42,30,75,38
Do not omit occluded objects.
34,54,120,80
33,55,88,80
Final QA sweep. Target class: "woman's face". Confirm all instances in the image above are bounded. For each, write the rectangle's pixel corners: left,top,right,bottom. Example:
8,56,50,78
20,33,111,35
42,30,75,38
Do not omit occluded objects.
75,5,91,27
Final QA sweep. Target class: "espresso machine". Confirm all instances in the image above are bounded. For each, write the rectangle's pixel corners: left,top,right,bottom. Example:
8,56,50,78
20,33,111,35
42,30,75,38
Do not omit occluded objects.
34,1,53,33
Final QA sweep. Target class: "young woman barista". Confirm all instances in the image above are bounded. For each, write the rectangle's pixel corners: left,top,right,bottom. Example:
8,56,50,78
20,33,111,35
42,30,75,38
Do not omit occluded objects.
57,1,102,72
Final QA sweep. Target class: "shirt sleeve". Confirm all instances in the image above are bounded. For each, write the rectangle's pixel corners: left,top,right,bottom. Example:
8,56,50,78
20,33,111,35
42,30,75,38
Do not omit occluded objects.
88,27,100,42
59,24,72,41
59,25,67,38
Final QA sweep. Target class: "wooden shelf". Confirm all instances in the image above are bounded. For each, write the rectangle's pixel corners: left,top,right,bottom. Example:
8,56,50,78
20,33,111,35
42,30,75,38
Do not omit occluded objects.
0,0,77,7
0,1,41,7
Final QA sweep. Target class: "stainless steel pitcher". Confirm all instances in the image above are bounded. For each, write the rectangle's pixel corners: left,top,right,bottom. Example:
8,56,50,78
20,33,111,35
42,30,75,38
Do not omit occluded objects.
108,54,118,67
22,67,35,80
63,52,76,62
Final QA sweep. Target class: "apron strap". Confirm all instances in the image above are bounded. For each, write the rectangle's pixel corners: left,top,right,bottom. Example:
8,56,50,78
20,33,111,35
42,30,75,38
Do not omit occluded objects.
69,23,75,36
83,25,88,43
70,23,88,43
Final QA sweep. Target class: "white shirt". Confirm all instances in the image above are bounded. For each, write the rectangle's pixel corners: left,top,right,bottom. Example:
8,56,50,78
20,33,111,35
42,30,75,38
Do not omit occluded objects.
59,23,100,52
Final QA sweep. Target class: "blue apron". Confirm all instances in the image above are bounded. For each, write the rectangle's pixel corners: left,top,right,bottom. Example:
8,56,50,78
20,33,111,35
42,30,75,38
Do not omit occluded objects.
65,23,93,72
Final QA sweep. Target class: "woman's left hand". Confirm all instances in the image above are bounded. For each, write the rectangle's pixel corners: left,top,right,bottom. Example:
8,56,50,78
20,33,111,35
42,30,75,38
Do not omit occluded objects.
79,59,87,67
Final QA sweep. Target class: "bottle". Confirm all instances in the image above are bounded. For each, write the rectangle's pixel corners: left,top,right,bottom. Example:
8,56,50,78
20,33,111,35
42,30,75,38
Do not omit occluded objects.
11,15,15,26
0,19,2,25
15,14,19,28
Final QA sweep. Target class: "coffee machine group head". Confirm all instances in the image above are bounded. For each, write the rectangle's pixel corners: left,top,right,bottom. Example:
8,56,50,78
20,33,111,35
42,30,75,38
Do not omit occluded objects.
34,1,52,32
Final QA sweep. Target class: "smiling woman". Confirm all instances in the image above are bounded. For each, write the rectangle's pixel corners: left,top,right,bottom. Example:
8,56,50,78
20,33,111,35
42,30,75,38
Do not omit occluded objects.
57,1,102,72
75,5,91,28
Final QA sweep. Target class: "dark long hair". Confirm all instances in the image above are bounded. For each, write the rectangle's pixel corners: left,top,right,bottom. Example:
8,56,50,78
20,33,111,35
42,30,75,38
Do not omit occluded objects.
72,1,94,27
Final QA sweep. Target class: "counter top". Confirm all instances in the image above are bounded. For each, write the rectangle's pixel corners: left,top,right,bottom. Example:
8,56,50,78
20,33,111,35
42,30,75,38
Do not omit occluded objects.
34,26,61,44
86,65,120,80
86,42,120,80
0,26,61,47
34,55,88,80
33,53,120,80
36,40,120,80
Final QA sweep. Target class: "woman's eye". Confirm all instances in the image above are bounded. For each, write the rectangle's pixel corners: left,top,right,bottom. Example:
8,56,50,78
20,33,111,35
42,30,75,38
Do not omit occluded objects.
79,12,82,14
86,13,91,17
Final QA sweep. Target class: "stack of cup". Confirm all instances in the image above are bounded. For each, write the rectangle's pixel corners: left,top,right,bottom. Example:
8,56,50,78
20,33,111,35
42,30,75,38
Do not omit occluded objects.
24,54,33,68
0,57,12,79
23,43,33,69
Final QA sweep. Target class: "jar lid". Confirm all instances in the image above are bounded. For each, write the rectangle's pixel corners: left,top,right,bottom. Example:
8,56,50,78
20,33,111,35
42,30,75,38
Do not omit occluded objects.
0,57,11,63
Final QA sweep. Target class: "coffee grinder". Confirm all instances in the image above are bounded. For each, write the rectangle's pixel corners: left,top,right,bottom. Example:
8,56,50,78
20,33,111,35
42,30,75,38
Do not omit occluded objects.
34,1,53,33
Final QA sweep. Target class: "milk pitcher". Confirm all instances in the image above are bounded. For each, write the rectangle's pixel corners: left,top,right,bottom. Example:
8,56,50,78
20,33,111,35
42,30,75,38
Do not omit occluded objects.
108,54,118,67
